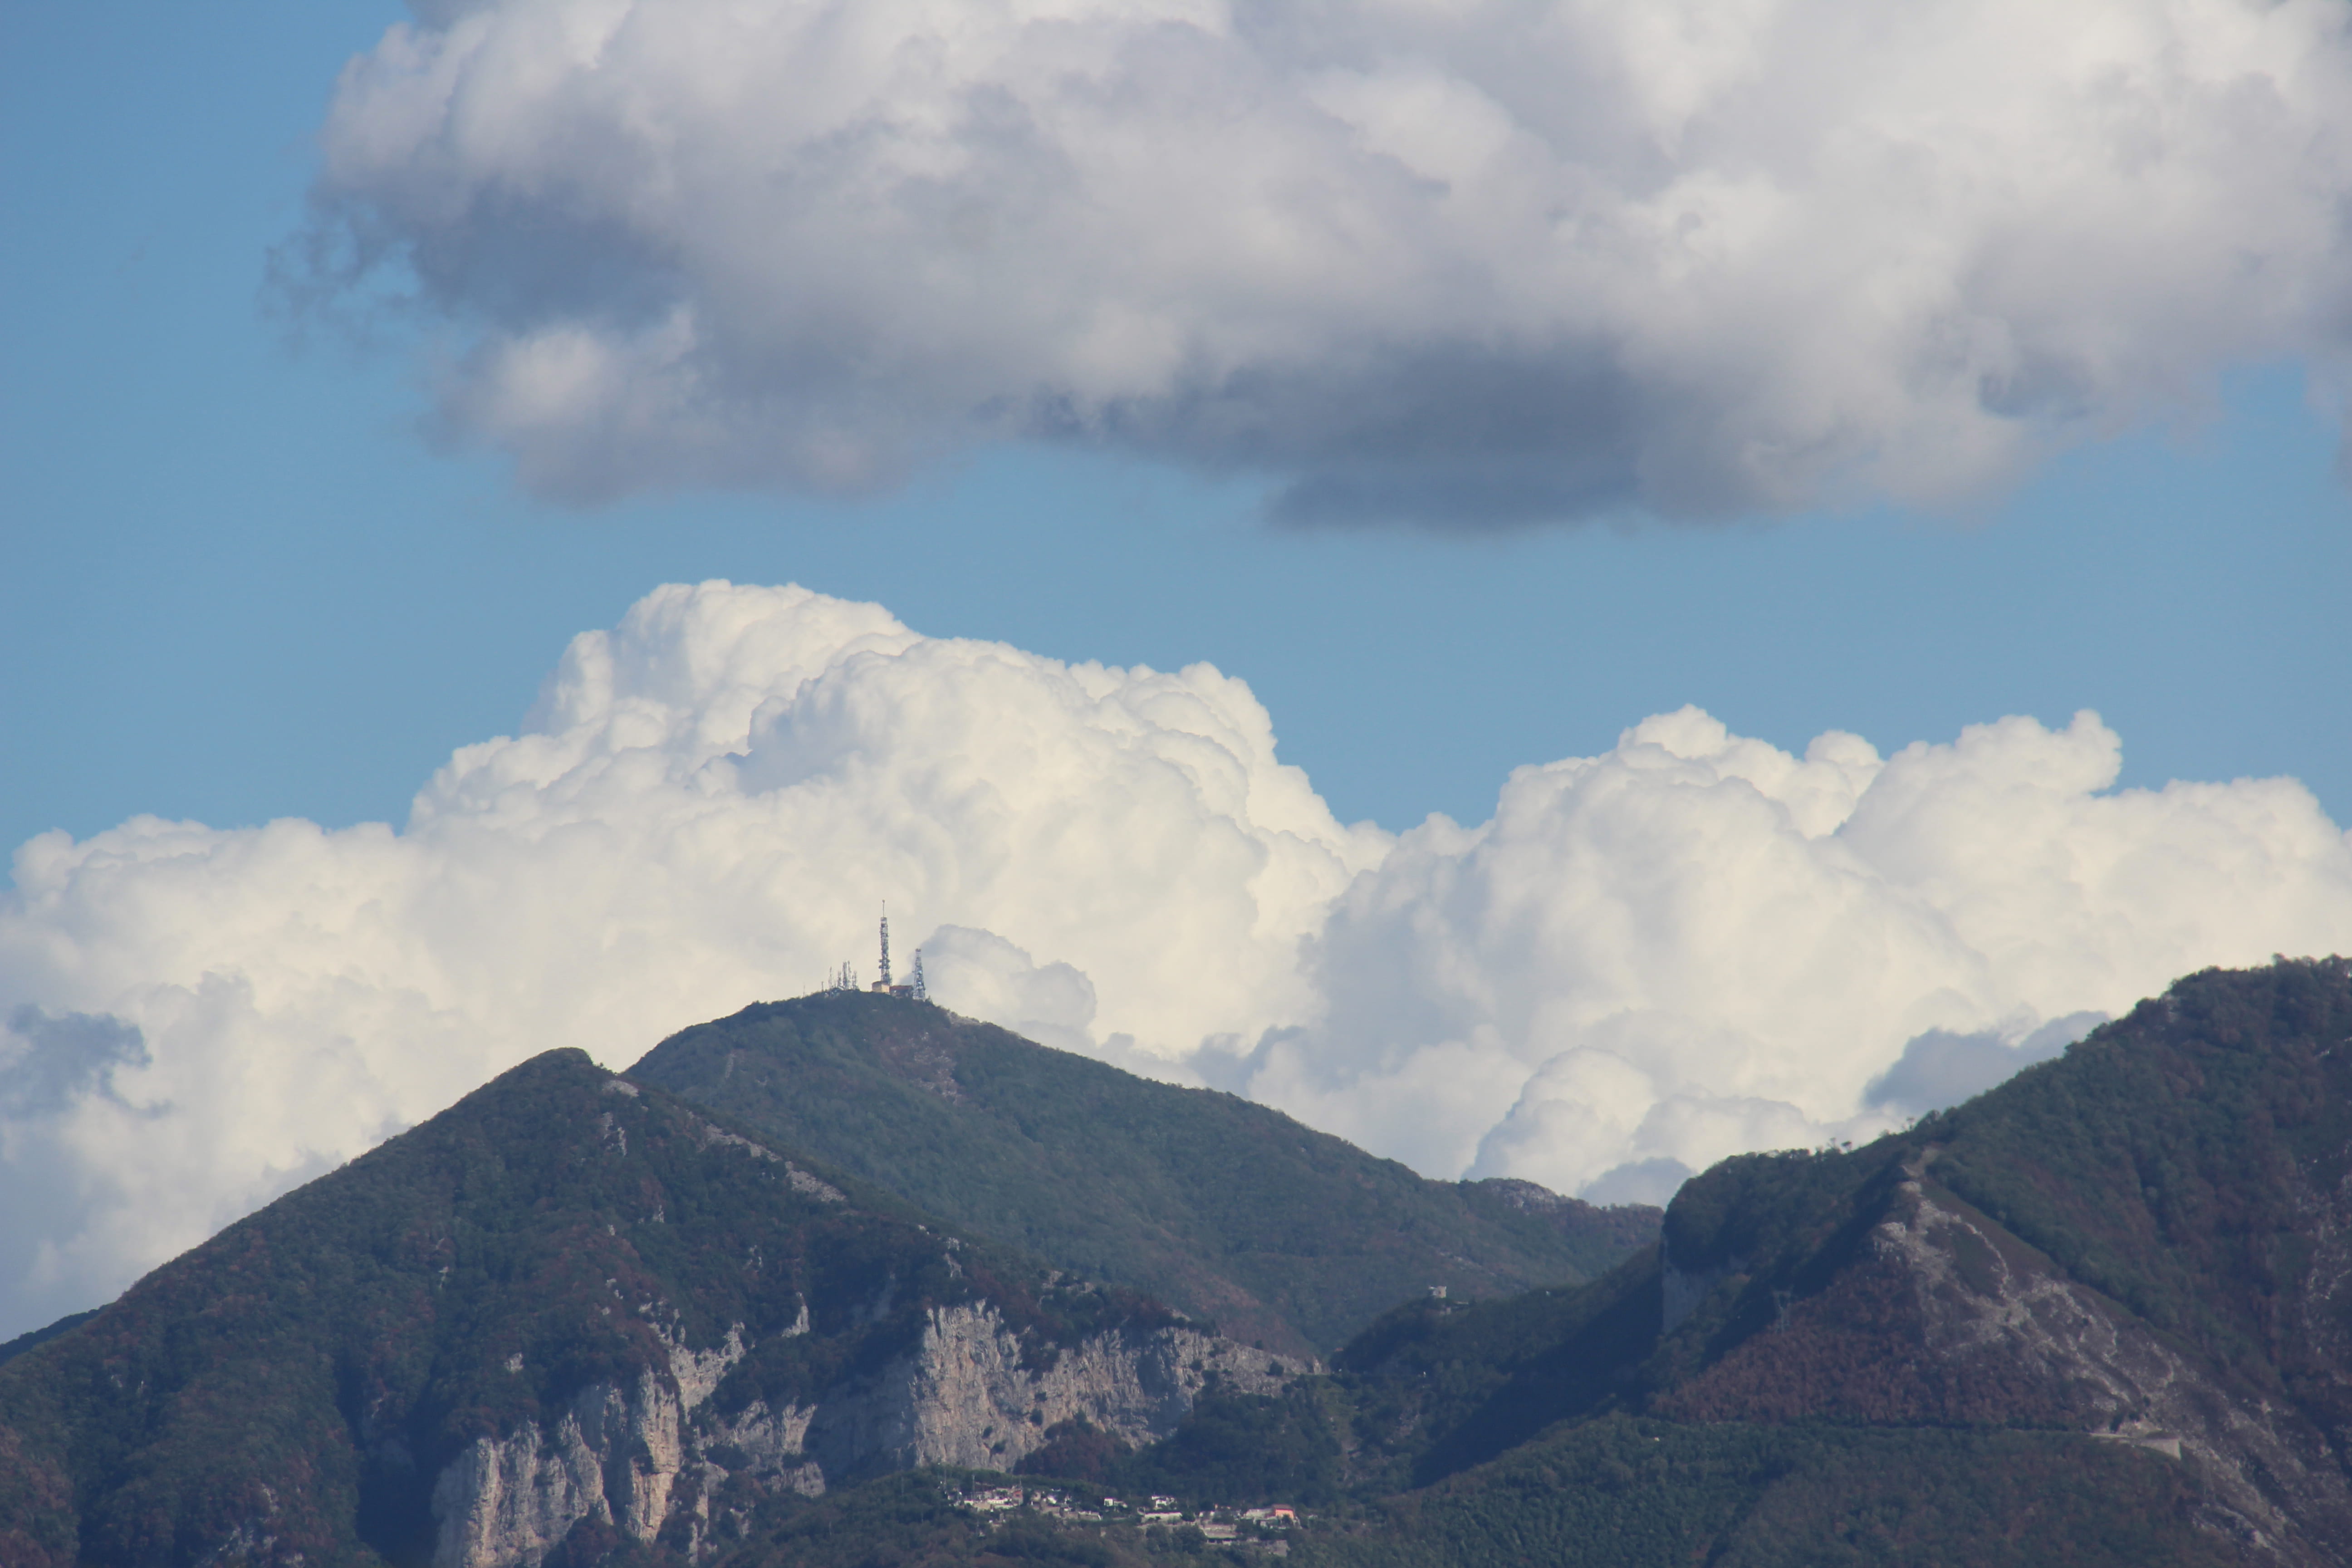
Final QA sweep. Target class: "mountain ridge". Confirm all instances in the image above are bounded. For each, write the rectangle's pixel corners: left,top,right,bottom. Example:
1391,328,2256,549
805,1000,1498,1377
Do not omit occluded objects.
626,991,1655,1357
0,1047,1303,1567
1201,956,2352,1565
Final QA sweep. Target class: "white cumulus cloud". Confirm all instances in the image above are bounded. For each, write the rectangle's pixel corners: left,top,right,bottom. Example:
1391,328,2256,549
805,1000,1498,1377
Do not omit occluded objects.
295,0,2352,522
1228,706,2352,1189
3,582,2349,1338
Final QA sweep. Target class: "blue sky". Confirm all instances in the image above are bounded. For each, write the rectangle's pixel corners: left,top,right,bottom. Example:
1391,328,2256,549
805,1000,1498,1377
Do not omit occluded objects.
4,0,2347,850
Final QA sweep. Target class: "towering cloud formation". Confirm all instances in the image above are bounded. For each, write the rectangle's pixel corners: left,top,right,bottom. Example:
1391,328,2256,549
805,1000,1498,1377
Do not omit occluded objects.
299,0,2352,522
4,582,2349,1336
1241,709,2352,1195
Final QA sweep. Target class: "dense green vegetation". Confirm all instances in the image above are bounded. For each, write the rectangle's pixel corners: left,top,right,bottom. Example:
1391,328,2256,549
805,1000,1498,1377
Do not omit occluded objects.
1112,1385,1350,1508
1294,1419,2239,1568
519,1421,2237,1568
506,1418,2230,1568
627,993,1656,1356
0,1311,97,1370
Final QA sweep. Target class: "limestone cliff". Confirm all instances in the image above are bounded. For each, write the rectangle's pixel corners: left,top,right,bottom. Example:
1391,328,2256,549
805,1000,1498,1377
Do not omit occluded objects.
433,1372,677,1568
429,1304,1308,1568
808,1304,1298,1475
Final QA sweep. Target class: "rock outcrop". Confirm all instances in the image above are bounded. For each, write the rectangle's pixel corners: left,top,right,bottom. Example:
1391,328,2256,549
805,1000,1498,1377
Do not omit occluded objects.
433,1370,686,1568
429,1304,1309,1568
1873,1174,2352,1562
1655,1149,2352,1567
810,1305,1300,1475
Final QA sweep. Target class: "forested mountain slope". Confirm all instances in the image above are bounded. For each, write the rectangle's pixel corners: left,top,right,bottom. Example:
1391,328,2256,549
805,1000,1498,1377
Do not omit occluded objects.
627,992,1656,1357
0,1050,1294,1568
1191,957,2352,1566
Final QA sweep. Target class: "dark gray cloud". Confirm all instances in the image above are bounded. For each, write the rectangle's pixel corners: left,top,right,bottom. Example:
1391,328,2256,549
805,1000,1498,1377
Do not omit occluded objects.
0,1006,151,1120
298,0,2352,524
1581,1156,1691,1209
1863,1012,2108,1120
1106,342,1651,529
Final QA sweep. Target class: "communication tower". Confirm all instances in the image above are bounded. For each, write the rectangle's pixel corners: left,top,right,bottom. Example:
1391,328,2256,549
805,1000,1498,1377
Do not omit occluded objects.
870,907,919,999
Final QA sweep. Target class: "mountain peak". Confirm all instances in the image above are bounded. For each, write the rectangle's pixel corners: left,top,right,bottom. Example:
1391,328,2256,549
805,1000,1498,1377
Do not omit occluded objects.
0,1043,1301,1567
629,992,1657,1355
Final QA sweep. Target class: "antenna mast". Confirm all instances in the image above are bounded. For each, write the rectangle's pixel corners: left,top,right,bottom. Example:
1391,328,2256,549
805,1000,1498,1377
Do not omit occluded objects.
877,906,893,990
911,950,926,1002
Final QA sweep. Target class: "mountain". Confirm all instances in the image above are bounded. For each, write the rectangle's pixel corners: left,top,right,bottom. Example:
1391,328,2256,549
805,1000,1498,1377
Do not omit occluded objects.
626,991,1657,1357
0,1049,1299,1568
16,962,2347,1568
1147,956,2352,1566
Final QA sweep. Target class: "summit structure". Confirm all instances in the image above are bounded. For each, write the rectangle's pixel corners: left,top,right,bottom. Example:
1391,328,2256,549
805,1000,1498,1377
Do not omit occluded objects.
869,909,924,1001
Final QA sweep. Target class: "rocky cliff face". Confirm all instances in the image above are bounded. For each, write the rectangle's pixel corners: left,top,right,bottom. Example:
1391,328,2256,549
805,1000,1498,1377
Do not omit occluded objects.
810,1304,1298,1477
429,1304,1307,1568
433,1370,682,1568
1657,1158,2352,1565
1627,962,2352,1567
1875,1170,2349,1563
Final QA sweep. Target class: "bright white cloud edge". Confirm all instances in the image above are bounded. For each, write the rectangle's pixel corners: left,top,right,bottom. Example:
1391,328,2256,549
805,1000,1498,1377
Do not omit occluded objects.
3,579,2348,1338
